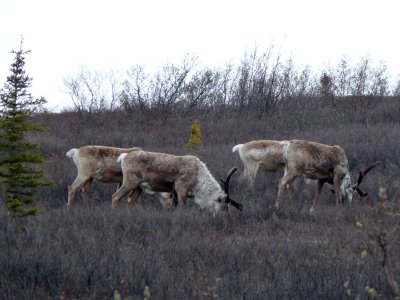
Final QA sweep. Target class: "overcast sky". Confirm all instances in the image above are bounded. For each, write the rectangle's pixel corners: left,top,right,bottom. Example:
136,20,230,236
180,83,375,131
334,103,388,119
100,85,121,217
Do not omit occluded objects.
1,0,399,110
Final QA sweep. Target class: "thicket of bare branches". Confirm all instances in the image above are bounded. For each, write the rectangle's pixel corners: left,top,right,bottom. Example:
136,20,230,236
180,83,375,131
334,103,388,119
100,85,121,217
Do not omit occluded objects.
63,49,398,123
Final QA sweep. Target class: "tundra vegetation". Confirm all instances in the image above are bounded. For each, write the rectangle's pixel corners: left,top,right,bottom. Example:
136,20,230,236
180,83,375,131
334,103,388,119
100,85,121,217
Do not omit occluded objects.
0,49,399,299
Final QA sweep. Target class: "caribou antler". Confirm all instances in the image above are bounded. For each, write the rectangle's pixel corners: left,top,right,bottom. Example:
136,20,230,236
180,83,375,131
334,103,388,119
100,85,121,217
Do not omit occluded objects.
220,167,237,195
354,161,381,188
352,161,381,189
220,167,243,211
352,161,381,196
355,187,368,198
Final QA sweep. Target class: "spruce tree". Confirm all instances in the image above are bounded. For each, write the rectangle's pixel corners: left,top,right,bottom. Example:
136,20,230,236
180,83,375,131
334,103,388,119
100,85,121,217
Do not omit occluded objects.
0,43,49,218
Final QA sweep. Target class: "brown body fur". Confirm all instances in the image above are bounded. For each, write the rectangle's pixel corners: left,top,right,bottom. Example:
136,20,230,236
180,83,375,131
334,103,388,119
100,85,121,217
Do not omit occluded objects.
232,140,286,186
277,140,351,211
66,146,174,209
112,150,230,214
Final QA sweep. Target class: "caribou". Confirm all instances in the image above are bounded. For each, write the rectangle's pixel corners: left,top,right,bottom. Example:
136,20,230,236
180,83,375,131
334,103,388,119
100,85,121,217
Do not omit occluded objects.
233,139,379,212
112,150,243,214
66,145,175,210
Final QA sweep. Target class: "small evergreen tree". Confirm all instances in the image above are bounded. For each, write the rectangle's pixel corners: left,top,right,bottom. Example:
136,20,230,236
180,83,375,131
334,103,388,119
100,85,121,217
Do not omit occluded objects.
0,43,50,218
319,72,334,100
185,119,204,157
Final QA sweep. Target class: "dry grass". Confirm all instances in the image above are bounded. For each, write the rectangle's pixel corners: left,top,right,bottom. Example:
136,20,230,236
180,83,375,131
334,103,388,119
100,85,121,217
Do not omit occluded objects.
1,96,399,299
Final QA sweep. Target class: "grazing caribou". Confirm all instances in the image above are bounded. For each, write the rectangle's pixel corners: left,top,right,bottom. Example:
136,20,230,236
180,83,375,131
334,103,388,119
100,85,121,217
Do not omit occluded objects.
233,139,379,211
66,146,174,210
112,150,243,214
275,139,380,212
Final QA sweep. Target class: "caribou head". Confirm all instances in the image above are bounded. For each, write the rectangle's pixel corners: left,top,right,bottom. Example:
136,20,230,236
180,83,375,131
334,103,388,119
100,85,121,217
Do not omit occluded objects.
332,161,381,204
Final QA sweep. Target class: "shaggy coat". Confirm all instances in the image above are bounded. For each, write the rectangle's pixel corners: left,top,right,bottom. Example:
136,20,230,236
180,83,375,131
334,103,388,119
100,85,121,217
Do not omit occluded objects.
277,140,352,211
232,140,287,186
66,146,173,209
112,150,229,214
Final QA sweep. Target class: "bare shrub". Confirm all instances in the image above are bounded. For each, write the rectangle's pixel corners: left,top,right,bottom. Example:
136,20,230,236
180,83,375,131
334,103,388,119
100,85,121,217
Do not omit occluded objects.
63,67,122,113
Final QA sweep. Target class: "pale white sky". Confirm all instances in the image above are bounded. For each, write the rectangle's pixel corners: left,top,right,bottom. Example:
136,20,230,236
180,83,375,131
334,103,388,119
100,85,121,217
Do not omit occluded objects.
1,0,399,110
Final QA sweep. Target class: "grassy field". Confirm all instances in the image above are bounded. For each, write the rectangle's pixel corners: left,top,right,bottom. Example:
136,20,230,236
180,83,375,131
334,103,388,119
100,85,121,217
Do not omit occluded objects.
0,96,399,299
